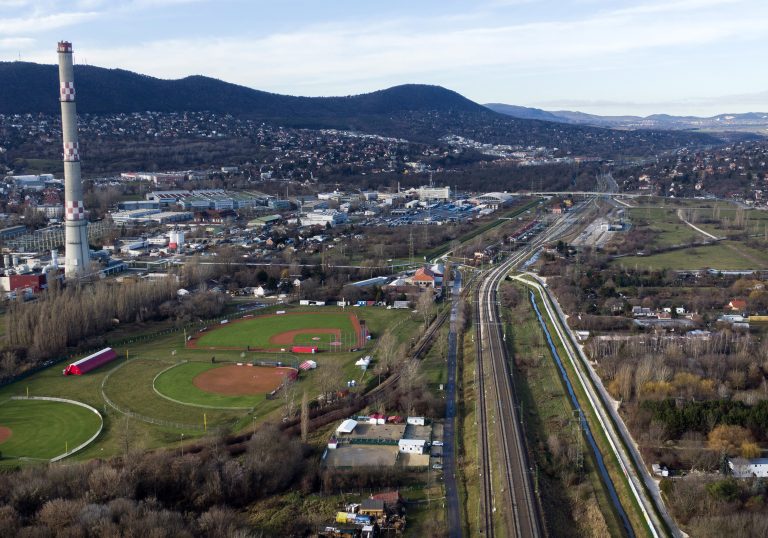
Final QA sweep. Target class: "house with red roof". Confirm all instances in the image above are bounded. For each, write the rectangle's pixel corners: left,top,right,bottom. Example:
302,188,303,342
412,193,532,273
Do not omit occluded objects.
727,299,747,312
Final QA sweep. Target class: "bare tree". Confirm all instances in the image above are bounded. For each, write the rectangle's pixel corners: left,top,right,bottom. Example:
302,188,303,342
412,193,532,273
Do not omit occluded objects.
300,391,309,443
417,287,436,328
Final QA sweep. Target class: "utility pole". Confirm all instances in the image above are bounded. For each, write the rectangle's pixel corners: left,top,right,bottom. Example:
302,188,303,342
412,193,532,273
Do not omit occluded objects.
409,228,415,265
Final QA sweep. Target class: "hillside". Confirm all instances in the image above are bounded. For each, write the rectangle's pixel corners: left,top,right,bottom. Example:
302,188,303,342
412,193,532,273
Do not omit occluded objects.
0,61,721,155
486,102,768,135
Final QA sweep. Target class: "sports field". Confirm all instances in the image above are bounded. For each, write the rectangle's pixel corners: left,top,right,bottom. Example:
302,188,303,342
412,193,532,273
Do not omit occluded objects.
154,361,295,409
192,311,363,351
0,399,102,460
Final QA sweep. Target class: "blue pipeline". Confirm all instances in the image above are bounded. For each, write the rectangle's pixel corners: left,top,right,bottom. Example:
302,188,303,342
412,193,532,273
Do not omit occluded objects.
529,290,635,538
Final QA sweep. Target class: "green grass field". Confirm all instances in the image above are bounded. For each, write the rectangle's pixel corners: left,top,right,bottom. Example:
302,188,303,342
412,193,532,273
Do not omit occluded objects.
0,399,101,460
614,241,768,271
154,361,273,409
194,311,359,350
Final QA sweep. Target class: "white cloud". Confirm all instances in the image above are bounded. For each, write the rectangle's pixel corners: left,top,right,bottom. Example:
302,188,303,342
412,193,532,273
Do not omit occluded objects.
0,11,100,35
33,1,759,93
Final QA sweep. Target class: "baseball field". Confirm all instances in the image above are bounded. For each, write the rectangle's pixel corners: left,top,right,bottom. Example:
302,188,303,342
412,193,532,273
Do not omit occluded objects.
153,362,297,409
0,398,102,460
191,311,364,351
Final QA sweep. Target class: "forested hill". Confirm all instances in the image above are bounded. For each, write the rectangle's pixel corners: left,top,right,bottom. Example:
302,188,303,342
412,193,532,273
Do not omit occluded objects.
0,61,721,155
0,62,485,117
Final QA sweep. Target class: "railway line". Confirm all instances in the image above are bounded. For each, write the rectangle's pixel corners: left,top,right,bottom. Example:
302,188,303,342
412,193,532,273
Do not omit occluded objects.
473,203,591,537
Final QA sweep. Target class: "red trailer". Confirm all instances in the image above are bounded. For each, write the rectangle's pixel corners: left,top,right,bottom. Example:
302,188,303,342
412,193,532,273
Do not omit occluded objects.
63,347,118,376
291,345,318,354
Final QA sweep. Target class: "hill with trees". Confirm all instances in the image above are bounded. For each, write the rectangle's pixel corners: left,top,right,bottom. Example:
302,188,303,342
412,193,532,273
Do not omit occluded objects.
0,61,721,156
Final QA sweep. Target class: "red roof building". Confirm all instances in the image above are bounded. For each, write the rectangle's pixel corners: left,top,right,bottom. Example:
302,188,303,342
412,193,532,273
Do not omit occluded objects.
410,266,436,287
727,299,747,312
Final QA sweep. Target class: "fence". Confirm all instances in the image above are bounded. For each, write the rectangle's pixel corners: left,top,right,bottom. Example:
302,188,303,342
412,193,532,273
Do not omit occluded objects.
100,358,207,431
10,396,103,462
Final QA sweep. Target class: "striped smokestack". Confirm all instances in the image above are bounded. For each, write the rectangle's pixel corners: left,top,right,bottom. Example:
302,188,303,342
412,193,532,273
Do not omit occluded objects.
57,41,90,277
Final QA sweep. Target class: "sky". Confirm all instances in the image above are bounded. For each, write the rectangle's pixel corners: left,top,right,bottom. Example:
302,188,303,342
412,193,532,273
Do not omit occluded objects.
1,0,767,117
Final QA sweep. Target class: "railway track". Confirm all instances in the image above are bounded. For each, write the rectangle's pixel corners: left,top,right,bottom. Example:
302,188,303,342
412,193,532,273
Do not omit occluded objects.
474,289,497,536
474,202,592,537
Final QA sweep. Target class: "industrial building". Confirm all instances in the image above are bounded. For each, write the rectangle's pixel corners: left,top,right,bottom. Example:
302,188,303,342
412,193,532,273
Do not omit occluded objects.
416,185,451,201
110,209,193,225
302,210,348,227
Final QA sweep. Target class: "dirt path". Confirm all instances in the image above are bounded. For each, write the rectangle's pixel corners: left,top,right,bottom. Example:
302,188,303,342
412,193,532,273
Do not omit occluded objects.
677,209,720,240
723,242,764,268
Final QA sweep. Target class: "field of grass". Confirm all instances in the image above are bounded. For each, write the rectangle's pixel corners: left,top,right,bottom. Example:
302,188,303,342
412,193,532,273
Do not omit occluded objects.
153,361,271,409
628,207,702,248
614,240,768,271
194,311,358,350
0,399,101,460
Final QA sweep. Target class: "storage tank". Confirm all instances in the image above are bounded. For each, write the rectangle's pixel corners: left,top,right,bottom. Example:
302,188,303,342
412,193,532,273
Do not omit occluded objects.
169,230,185,250
12,255,20,267
3,254,10,268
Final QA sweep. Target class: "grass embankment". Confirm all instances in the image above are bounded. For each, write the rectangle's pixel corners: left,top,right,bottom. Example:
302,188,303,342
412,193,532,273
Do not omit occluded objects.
521,277,656,537
502,281,620,536
0,399,101,460
456,322,481,536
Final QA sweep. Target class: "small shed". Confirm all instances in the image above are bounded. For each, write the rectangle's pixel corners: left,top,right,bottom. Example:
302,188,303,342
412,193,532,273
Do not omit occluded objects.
359,498,385,517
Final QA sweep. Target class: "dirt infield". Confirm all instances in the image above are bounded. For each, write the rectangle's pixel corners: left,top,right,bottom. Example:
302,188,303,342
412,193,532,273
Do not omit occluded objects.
270,328,340,345
0,426,12,444
193,365,295,396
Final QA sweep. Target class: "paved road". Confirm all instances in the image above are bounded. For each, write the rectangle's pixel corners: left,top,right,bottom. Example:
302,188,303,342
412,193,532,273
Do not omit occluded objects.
444,269,463,538
519,273,680,537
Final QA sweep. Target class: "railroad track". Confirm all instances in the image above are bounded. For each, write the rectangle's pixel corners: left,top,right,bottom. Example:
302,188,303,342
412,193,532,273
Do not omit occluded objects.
474,287,497,536
474,202,592,537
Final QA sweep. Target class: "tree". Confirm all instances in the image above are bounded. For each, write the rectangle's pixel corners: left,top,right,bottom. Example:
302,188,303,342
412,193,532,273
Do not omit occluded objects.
708,425,754,456
301,391,309,443
417,287,436,328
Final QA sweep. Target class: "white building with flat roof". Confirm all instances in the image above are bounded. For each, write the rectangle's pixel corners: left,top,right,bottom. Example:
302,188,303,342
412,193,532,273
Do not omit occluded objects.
398,439,427,454
302,210,348,227
336,419,358,435
730,458,768,478
417,186,451,201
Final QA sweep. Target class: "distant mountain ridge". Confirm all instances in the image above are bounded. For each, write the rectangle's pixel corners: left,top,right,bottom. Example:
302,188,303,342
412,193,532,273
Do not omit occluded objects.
486,102,768,133
0,61,484,117
0,61,722,155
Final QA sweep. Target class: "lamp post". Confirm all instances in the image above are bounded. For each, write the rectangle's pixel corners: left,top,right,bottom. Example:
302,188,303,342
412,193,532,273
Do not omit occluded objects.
180,433,184,457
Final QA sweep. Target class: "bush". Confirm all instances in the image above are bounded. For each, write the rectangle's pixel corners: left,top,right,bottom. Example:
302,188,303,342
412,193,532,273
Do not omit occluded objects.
659,478,673,497
706,478,740,503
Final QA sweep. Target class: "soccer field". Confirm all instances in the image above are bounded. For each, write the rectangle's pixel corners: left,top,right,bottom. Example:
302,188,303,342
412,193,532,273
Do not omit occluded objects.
193,311,361,350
